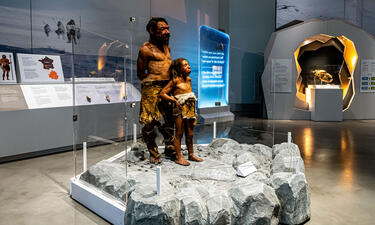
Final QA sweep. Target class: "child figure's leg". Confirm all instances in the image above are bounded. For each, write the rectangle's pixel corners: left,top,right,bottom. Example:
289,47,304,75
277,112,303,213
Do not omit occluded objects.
184,119,203,162
173,115,190,166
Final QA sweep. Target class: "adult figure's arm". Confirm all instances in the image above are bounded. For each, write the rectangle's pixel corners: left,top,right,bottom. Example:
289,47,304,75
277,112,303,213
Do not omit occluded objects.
137,45,150,81
160,80,180,107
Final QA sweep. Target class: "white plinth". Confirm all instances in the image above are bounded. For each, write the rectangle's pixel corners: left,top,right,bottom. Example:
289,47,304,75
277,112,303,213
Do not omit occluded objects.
310,86,343,121
70,178,126,225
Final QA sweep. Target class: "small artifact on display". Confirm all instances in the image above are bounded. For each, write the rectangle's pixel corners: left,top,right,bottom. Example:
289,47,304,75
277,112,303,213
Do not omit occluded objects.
105,93,110,102
312,69,333,84
86,96,91,103
80,138,311,225
294,34,358,111
89,70,97,77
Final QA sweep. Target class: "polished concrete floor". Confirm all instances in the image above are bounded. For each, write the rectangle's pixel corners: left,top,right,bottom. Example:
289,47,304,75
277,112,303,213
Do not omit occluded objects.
0,118,375,225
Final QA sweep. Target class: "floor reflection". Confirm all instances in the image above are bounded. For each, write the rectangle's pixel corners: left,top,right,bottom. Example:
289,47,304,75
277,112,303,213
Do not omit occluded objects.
301,128,314,166
340,128,354,190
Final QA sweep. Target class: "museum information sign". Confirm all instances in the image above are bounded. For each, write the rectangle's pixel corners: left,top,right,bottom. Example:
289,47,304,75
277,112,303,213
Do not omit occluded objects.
360,60,375,92
21,84,73,109
0,85,27,111
271,59,292,93
17,53,65,83
198,25,230,108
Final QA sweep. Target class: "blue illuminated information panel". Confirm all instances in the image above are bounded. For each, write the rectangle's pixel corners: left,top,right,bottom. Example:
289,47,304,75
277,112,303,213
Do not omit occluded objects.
198,25,230,108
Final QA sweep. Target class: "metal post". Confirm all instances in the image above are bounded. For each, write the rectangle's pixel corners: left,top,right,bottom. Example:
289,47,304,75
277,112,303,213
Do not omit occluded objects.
133,123,137,143
156,167,161,196
213,121,217,139
83,142,87,171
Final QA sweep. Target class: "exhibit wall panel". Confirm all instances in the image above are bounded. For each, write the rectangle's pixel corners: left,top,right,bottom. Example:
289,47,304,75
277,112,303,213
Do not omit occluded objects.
362,0,375,37
0,0,32,51
28,0,150,56
227,0,275,106
0,108,73,160
276,0,375,38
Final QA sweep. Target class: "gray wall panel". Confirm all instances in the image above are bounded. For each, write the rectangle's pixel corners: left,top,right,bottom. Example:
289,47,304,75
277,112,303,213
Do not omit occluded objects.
0,102,140,161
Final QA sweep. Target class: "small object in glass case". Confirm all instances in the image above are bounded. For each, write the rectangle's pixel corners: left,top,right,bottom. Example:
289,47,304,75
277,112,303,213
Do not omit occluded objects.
105,94,110,102
312,69,333,83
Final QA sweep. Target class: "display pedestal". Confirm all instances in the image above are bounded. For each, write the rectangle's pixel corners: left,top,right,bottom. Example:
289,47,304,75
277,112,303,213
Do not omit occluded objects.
70,178,126,225
198,106,234,124
310,87,343,121
70,150,128,225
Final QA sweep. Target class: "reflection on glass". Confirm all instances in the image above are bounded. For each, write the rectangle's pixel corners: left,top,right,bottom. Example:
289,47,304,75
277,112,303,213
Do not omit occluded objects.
340,128,354,190
98,40,120,72
302,128,313,165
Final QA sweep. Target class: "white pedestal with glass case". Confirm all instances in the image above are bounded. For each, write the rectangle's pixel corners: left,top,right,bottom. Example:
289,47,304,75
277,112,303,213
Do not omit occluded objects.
308,85,343,121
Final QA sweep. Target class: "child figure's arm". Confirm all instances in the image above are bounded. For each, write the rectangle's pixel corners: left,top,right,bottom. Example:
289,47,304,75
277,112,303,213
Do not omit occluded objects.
160,80,180,106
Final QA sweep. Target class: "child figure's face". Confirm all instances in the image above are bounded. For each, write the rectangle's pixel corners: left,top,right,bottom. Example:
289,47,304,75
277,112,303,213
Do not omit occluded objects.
180,60,191,76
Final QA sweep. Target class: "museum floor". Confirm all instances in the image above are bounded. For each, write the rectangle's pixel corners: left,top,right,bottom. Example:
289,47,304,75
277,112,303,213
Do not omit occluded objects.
0,117,374,225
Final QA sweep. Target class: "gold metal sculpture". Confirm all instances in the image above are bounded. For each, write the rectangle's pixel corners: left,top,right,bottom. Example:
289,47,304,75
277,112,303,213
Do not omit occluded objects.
312,69,333,83
294,34,358,111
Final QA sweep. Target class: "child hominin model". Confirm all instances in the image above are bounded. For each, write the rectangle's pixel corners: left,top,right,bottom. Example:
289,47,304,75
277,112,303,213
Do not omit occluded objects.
160,58,203,166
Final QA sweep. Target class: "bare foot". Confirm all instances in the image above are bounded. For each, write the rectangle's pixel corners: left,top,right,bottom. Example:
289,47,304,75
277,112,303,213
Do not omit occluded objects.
188,154,203,162
175,157,190,166
150,156,162,164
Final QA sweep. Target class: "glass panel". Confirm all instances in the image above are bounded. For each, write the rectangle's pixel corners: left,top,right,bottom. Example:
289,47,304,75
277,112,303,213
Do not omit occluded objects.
70,8,135,207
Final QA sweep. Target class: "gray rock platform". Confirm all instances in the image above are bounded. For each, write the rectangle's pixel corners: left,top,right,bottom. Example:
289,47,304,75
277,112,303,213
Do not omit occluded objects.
80,138,310,225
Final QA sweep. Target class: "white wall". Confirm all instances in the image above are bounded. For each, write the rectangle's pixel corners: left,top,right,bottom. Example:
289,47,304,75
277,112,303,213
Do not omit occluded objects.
222,0,276,106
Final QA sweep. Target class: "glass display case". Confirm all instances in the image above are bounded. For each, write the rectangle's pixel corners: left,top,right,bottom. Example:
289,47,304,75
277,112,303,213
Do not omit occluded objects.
0,2,307,225
68,13,301,225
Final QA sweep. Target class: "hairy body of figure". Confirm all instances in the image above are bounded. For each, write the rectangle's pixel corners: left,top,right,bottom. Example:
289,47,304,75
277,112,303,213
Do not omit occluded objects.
137,18,175,164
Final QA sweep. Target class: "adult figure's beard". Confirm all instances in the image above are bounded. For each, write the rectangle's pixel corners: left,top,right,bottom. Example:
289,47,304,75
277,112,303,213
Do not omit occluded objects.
153,34,170,46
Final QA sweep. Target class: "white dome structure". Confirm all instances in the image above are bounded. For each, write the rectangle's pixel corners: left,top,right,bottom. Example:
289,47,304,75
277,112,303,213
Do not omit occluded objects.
262,19,375,119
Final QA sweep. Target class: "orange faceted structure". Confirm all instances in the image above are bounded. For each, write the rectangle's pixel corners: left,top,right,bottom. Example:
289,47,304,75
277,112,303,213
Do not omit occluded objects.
294,34,358,111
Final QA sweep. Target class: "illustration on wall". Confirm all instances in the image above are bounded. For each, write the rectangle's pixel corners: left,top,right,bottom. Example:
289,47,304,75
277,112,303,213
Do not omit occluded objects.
39,56,55,70
294,34,358,111
0,52,17,84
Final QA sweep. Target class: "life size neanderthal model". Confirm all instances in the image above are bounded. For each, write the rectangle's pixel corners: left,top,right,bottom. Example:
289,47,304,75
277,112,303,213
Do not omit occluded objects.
0,55,11,80
137,17,176,164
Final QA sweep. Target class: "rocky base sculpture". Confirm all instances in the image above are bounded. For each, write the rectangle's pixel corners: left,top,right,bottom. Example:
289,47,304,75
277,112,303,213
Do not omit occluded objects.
80,138,311,225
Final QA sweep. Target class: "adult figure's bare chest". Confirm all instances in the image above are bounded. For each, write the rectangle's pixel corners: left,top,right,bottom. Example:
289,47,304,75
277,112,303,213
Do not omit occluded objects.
146,45,171,81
